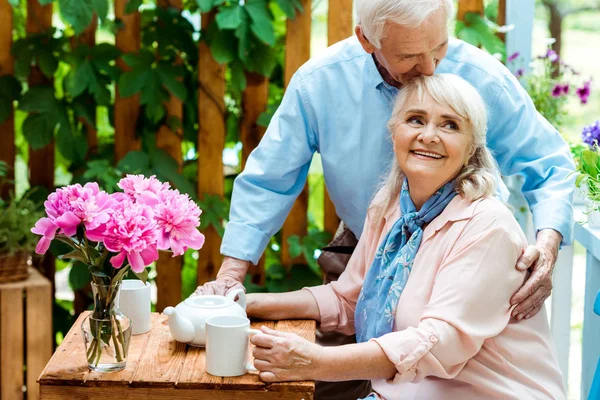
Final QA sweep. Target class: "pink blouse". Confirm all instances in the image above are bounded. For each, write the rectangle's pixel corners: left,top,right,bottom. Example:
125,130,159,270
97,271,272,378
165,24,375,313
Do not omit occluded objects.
306,195,566,399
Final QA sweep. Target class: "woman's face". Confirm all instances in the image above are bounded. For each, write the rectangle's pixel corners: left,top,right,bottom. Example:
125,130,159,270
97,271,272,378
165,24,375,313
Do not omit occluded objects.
392,92,473,188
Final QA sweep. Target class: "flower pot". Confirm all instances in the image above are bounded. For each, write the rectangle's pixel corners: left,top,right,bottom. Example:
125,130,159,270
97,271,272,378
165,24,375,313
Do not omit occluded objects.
81,282,132,372
0,252,30,283
588,210,600,229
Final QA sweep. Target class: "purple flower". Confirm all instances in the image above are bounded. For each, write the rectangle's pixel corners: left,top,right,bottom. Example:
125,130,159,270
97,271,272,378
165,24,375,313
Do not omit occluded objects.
515,68,525,78
507,52,520,63
546,49,559,63
561,84,570,94
551,84,563,97
577,80,592,104
582,121,600,149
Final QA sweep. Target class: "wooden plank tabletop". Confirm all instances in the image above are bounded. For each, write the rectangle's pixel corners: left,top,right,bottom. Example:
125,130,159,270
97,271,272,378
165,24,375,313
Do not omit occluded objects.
38,312,316,399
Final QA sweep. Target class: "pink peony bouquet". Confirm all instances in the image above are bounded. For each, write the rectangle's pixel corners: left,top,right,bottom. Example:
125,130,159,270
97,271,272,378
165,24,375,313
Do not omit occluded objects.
31,175,205,285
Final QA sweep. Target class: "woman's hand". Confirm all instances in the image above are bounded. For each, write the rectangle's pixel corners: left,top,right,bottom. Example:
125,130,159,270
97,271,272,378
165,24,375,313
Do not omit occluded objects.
251,326,324,382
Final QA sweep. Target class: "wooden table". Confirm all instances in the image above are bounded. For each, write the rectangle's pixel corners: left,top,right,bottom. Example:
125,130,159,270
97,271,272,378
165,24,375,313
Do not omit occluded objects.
38,312,316,399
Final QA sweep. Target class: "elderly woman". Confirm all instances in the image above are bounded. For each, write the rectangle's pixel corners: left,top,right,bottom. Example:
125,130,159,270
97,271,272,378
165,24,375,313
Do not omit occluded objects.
246,74,566,399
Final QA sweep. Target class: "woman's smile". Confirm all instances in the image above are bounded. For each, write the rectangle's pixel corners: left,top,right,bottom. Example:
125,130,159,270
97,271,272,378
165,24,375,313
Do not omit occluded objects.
410,149,445,160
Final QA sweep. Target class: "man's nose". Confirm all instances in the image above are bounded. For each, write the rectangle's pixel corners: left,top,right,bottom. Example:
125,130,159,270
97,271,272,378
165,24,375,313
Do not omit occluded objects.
417,55,436,76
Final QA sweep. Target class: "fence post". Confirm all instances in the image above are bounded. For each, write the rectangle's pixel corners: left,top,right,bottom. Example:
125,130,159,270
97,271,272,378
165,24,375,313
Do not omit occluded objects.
281,0,311,266
155,0,184,312
323,0,353,236
241,72,269,285
74,19,98,156
457,0,484,21
0,0,14,199
114,0,141,163
26,0,56,300
197,12,225,286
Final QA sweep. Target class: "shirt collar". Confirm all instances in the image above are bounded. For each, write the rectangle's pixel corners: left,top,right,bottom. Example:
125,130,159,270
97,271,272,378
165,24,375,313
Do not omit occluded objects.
365,52,385,89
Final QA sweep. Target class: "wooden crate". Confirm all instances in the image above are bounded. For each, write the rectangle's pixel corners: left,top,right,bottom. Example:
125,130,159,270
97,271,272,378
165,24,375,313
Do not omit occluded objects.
0,267,53,400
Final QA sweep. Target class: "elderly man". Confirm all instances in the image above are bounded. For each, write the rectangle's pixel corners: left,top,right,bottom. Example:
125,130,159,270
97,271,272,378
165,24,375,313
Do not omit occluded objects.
196,0,574,398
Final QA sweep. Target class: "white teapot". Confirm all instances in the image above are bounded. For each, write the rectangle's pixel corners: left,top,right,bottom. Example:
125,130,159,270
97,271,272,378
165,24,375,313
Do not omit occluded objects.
163,289,247,347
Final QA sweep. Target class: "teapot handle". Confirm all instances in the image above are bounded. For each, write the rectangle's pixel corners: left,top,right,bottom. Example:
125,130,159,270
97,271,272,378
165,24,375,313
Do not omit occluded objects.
227,288,247,310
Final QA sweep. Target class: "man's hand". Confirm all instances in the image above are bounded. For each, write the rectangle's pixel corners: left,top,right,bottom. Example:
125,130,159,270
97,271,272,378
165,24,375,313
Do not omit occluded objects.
251,326,322,382
192,256,250,296
510,229,562,320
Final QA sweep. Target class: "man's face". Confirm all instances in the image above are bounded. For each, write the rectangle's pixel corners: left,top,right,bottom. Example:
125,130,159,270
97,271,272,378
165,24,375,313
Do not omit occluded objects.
359,9,449,86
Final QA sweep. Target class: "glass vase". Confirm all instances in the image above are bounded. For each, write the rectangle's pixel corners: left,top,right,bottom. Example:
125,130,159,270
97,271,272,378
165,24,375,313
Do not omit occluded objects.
81,282,132,372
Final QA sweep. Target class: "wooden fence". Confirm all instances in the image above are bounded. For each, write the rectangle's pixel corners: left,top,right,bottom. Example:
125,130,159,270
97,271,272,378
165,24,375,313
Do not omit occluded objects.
0,0,499,312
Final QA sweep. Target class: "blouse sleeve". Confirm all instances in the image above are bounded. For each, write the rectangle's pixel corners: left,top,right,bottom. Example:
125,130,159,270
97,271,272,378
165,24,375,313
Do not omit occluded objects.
372,214,525,382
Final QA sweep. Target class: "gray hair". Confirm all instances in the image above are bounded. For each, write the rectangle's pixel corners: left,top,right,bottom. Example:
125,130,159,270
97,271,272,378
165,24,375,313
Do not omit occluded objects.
355,0,454,49
370,74,499,223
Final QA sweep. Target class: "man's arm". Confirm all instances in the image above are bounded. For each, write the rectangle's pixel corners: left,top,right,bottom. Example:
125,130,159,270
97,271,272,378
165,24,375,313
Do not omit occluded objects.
195,72,319,295
487,71,575,318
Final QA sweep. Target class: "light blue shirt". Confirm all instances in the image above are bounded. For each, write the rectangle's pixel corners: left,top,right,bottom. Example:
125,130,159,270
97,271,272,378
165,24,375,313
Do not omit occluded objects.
222,37,575,265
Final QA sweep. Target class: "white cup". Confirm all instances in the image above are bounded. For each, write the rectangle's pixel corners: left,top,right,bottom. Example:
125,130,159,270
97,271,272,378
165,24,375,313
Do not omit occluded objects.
118,279,151,335
205,315,261,377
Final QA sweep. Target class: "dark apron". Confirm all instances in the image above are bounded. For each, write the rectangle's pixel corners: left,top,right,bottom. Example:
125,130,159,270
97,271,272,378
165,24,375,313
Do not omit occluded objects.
315,223,372,400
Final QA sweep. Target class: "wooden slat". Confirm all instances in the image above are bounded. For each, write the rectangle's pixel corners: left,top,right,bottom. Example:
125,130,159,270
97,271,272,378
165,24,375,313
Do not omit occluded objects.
130,314,187,387
197,12,225,285
40,386,314,399
322,0,353,237
86,313,159,385
25,272,52,400
497,0,507,42
0,287,24,400
457,0,484,21
154,0,184,315
281,0,312,266
26,0,55,299
0,0,14,199
114,0,141,162
37,312,89,385
73,18,98,156
241,72,269,285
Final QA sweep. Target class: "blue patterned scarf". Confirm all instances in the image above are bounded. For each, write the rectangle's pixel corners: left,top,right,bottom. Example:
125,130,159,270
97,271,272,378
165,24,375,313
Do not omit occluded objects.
354,179,457,344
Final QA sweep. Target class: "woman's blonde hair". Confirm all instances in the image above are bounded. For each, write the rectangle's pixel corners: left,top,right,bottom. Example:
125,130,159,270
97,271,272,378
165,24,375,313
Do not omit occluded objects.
370,74,499,222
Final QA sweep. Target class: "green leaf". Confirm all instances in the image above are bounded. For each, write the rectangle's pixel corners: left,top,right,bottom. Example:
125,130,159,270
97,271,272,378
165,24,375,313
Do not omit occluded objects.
167,116,182,132
245,41,277,76
37,50,58,78
92,43,121,63
0,76,22,101
230,60,246,94
8,0,19,6
72,101,96,128
56,123,88,163
245,0,275,46
92,0,108,21
19,85,58,114
132,268,149,284
22,114,55,150
0,99,11,124
206,20,237,64
61,250,88,264
287,235,303,259
67,60,96,98
59,0,95,35
157,64,187,101
117,150,150,173
69,262,92,290
38,0,54,4
118,68,151,97
275,0,302,19
216,4,243,30
121,49,154,69
125,0,143,14
196,0,213,12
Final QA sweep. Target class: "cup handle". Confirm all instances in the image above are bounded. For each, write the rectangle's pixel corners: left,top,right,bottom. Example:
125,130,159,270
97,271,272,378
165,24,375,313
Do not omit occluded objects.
227,288,247,310
246,328,262,373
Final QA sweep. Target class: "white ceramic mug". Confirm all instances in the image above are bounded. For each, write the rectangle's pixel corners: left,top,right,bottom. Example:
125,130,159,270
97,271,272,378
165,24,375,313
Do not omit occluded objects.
205,315,261,377
118,280,151,335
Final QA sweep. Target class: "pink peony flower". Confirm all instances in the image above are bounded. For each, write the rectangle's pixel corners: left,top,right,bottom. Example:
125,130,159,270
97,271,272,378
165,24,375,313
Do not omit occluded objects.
86,200,159,273
31,182,114,254
118,175,171,207
154,189,205,256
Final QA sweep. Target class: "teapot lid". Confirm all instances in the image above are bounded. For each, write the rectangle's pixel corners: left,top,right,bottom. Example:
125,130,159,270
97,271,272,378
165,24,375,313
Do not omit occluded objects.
184,295,233,309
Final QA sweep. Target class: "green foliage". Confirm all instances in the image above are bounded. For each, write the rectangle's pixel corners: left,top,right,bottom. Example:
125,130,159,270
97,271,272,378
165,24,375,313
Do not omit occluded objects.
575,149,600,209
287,229,332,278
12,29,66,79
0,162,44,255
198,194,230,237
455,12,506,61
0,76,22,124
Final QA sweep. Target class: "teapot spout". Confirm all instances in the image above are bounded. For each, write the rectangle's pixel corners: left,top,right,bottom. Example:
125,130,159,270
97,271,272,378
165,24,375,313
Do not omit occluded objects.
163,307,195,343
